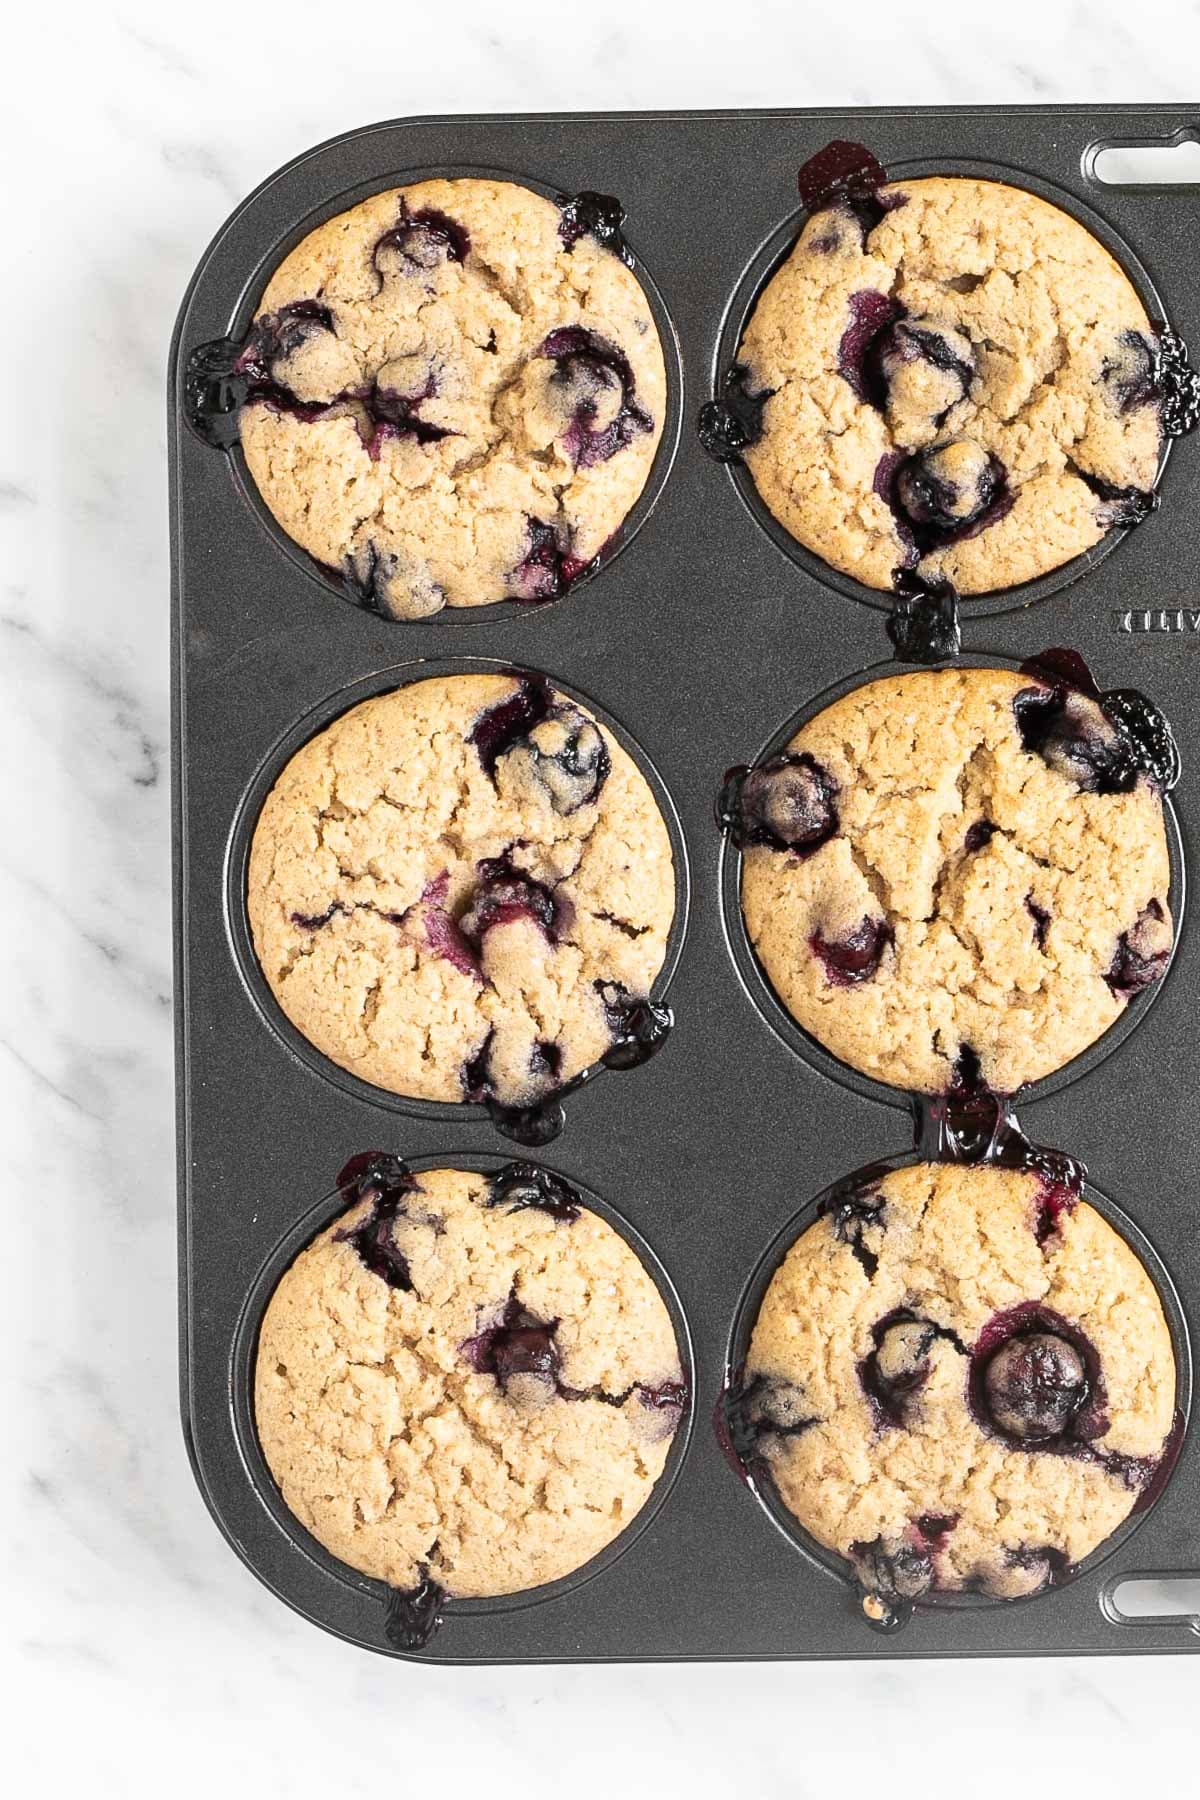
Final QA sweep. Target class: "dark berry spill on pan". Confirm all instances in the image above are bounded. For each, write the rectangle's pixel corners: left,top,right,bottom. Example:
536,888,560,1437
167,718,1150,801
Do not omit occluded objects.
698,365,775,463
557,190,631,263
596,982,674,1071
797,138,905,244
1154,328,1200,436
887,571,961,663
385,1575,445,1652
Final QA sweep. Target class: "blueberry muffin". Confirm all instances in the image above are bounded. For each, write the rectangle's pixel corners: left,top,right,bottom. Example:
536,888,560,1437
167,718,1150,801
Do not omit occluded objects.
247,672,676,1110
255,1156,686,1597
230,179,665,616
736,176,1163,593
738,1162,1177,1605
732,666,1174,1094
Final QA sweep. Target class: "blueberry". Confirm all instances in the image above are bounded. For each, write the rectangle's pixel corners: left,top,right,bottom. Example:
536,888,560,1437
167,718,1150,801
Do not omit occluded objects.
1013,683,1139,793
334,1154,419,1291
415,874,480,980
1071,464,1160,529
469,677,553,776
291,900,344,931
506,517,596,602
866,1316,939,1417
964,819,996,852
374,205,470,277
462,1297,561,1394
851,1536,934,1604
340,540,446,621
995,1545,1068,1597
822,1185,886,1279
557,191,629,261
485,1162,582,1223
536,326,652,469
744,1374,815,1436
500,701,611,814
1026,894,1050,951
1107,899,1171,999
637,1380,688,1419
359,374,454,456
874,316,975,428
838,291,903,405
1102,329,1160,413
810,915,892,986
717,753,838,854
983,1332,1089,1442
895,439,999,533
726,1374,815,1461
459,859,561,946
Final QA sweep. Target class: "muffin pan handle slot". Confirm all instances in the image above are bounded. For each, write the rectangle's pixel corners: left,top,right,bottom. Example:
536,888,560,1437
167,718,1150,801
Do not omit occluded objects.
1104,1575,1200,1629
1089,132,1200,187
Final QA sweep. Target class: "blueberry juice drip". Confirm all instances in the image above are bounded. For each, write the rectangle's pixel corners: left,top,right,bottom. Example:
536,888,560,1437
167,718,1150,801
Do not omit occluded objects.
384,1575,445,1651
886,572,961,664
916,1048,1086,1192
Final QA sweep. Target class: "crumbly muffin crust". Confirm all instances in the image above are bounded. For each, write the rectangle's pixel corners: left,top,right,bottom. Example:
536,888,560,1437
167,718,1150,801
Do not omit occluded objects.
738,176,1161,594
236,178,666,615
743,1162,1177,1601
255,1162,685,1598
738,666,1173,1094
247,672,676,1108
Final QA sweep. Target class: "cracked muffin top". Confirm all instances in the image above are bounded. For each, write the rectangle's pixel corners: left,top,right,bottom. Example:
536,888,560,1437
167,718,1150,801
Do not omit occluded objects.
233,178,666,617
255,1156,686,1598
738,1162,1177,1607
734,665,1173,1093
737,176,1162,595
247,672,676,1111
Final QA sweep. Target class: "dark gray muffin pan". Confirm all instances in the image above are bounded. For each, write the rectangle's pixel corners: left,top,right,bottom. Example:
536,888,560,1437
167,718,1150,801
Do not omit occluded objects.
171,105,1200,1660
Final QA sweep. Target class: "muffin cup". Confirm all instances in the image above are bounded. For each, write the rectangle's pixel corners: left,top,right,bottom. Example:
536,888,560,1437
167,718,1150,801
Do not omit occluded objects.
721,1151,1191,1628
705,158,1177,620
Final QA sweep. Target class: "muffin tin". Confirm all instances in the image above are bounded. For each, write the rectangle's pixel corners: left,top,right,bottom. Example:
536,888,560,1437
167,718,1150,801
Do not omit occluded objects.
171,104,1200,1660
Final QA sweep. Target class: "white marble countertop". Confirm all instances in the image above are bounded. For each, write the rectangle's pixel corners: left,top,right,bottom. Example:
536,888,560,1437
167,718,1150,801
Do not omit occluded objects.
7,2,1200,1792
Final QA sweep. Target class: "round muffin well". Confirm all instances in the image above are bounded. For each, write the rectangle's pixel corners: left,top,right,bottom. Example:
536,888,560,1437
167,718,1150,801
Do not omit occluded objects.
735,176,1163,596
735,1161,1178,1607
231,178,668,616
254,1157,687,1599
